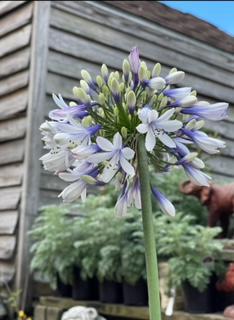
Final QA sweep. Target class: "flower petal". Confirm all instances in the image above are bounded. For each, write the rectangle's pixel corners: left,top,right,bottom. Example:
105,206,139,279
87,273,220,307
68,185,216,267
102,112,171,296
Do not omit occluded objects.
136,123,148,134
122,147,135,160
145,129,156,152
99,165,118,183
88,152,112,163
113,132,123,149
152,187,175,217
96,136,113,151
157,133,176,148
156,120,182,132
120,157,135,177
158,108,175,121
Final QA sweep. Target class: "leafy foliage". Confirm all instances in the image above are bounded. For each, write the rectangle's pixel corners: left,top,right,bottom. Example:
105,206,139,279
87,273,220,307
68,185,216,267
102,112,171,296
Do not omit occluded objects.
156,212,224,291
29,206,78,288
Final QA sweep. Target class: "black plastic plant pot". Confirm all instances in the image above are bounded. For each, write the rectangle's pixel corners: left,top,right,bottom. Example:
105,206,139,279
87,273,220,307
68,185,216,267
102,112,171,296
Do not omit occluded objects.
222,292,234,309
72,267,99,300
99,280,123,304
182,281,212,313
123,279,148,306
57,275,72,298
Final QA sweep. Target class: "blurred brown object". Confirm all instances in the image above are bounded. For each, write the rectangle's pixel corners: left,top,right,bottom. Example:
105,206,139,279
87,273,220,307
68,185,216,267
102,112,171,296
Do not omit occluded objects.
180,181,234,237
217,263,234,293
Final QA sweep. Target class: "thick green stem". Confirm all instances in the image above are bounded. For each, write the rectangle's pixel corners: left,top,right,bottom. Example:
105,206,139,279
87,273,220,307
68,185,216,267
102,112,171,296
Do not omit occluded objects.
137,135,161,320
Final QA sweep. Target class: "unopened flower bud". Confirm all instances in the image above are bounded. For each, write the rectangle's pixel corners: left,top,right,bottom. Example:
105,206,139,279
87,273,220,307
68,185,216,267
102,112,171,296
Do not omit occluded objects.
139,62,148,81
179,95,197,107
101,64,109,81
121,127,128,139
127,91,136,109
102,85,109,97
169,67,177,74
114,71,120,80
98,108,105,117
96,75,103,88
122,59,130,75
73,87,91,104
110,78,120,96
192,157,205,169
98,93,106,105
195,120,205,130
165,71,185,84
82,115,93,127
81,175,97,185
80,80,89,93
147,77,166,90
81,70,92,84
119,83,125,92
186,119,197,129
69,101,77,107
183,152,198,162
152,63,161,77
160,96,168,108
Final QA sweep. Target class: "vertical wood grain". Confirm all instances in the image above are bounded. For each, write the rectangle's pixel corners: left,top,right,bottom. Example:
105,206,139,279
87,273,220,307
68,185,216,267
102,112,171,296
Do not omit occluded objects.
16,0,51,309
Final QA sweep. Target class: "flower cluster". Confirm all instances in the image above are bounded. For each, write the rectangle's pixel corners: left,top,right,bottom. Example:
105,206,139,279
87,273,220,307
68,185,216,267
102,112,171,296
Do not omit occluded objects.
40,48,228,216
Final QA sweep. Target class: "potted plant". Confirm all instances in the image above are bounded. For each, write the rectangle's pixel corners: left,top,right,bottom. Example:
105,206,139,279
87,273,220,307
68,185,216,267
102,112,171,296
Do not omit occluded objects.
74,206,123,303
216,263,234,310
157,213,224,313
121,211,148,306
97,245,123,303
30,205,77,297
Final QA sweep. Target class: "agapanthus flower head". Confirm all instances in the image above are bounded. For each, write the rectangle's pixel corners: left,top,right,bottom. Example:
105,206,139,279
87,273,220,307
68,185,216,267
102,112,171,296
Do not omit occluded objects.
40,48,228,216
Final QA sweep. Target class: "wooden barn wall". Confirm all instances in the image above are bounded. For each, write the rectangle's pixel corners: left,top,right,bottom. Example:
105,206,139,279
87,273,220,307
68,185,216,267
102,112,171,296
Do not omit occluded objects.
39,1,234,206
0,1,33,287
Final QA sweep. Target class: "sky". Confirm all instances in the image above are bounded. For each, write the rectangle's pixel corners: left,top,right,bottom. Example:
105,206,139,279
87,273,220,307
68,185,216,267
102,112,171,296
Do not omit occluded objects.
161,1,234,36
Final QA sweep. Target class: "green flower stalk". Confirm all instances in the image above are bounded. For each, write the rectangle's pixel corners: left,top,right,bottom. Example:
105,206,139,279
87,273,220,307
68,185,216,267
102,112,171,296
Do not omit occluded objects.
40,47,228,319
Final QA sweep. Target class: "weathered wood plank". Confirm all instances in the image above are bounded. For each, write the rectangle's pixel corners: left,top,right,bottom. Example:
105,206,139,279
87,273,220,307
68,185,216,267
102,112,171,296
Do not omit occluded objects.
0,47,30,79
0,117,26,142
0,2,32,38
0,71,28,97
205,120,234,140
0,24,31,58
0,211,18,235
0,236,16,259
40,172,66,192
0,89,28,121
53,1,234,71
0,1,26,16
0,261,15,283
207,156,234,177
0,187,21,211
211,173,234,184
17,1,51,308
50,7,233,87
0,163,23,188
0,140,24,166
46,72,78,99
220,139,234,158
48,29,234,102
47,50,100,81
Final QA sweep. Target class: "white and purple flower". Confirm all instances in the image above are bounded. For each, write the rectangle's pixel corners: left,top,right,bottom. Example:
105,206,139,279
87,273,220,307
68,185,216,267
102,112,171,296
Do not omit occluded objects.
137,108,182,151
40,47,228,217
88,132,135,183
